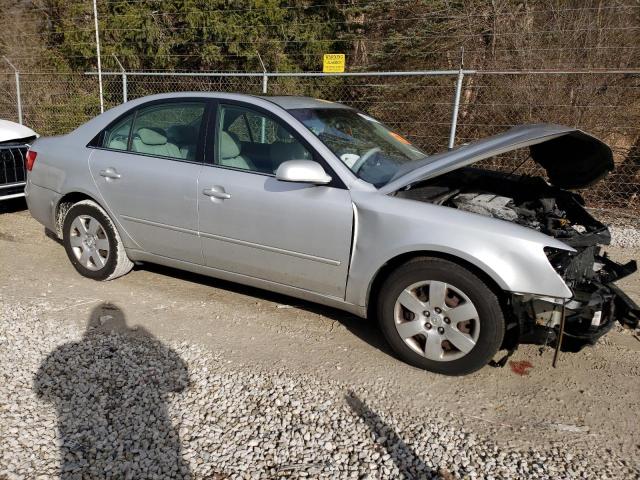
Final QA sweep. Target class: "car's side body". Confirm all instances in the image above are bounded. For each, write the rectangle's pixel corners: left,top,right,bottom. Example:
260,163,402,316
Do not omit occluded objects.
26,92,581,322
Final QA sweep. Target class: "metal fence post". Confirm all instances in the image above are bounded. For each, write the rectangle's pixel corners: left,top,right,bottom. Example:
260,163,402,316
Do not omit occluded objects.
2,56,23,124
257,52,268,94
113,54,127,103
92,0,104,113
448,68,464,150
257,53,268,142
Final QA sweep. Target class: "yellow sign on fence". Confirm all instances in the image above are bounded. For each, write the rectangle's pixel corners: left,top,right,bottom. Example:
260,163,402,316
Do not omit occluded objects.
323,54,345,73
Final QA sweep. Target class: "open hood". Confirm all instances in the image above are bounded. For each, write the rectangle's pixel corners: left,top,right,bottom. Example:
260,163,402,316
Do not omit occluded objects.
379,124,613,194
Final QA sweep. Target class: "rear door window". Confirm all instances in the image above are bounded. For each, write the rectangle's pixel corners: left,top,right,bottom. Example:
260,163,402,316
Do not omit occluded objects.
101,114,133,151
129,103,206,161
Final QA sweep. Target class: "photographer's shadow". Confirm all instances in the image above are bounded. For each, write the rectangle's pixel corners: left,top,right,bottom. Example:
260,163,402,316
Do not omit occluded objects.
34,303,191,479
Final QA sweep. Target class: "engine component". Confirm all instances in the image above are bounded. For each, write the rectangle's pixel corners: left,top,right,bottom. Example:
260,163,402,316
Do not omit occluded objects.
451,193,519,221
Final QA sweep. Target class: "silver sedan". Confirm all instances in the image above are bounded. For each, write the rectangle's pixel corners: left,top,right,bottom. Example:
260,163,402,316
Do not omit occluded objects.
25,93,639,375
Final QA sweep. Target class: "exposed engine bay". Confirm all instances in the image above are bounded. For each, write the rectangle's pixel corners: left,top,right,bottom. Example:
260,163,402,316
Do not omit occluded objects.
396,166,640,352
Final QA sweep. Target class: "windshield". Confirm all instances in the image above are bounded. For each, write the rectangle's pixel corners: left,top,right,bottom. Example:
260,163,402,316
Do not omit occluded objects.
288,108,427,187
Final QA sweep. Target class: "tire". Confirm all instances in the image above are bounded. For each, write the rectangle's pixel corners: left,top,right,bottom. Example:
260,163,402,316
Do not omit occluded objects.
62,200,134,281
377,257,505,375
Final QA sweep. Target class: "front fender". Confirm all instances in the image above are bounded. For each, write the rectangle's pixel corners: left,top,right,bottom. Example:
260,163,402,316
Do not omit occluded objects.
346,191,574,308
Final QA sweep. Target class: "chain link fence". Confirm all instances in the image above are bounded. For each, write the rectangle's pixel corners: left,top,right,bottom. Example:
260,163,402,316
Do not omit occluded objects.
0,69,638,219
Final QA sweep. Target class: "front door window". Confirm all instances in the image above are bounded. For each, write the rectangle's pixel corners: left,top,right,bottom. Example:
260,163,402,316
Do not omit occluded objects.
215,104,311,174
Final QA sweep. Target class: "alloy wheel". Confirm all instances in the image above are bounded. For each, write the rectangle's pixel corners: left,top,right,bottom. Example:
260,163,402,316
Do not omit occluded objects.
69,215,110,271
393,280,480,362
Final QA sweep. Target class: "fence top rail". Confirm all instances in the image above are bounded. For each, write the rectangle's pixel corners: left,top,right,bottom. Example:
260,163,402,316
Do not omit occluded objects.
2,69,638,77
82,69,471,77
79,68,640,78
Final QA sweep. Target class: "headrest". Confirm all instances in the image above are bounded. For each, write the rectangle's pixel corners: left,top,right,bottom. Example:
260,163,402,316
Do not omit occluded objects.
137,127,167,146
219,131,241,159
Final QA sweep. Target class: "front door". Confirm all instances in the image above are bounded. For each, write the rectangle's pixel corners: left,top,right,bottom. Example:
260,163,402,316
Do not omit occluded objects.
197,102,353,298
89,101,207,264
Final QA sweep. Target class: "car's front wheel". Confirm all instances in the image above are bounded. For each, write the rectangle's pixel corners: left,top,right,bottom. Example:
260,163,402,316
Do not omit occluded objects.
62,200,133,281
377,257,505,375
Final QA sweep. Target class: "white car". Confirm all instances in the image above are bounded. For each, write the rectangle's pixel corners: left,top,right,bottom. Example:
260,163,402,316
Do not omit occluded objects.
0,119,38,201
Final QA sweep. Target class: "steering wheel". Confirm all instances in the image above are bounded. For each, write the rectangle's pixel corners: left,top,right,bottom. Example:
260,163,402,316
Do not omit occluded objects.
351,147,381,173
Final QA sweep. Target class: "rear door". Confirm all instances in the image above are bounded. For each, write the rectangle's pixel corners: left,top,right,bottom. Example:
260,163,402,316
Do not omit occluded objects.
89,100,208,264
197,101,353,298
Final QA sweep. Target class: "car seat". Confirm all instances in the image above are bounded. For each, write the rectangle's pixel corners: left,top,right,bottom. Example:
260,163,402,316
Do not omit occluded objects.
269,125,311,172
219,131,255,170
107,138,127,150
107,123,132,150
131,127,182,158
167,125,199,160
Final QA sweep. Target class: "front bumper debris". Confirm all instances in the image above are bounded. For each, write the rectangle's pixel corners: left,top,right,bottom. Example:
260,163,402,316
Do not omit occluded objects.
512,254,639,353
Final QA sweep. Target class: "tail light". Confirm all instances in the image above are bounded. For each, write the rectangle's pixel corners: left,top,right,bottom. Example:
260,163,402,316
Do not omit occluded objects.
25,150,37,171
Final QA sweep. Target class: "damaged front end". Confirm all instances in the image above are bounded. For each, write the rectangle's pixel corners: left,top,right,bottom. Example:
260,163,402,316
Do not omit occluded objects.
396,166,639,352
515,246,639,351
387,124,639,353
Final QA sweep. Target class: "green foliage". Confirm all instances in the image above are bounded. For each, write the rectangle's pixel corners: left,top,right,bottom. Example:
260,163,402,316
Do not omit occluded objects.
44,0,352,72
14,0,640,74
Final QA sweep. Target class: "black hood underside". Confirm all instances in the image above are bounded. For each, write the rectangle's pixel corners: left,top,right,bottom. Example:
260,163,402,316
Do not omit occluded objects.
530,131,614,189
382,124,615,193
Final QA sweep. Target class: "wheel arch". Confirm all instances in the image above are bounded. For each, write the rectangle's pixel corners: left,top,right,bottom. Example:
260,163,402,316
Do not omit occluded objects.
54,191,107,238
365,250,509,320
58,193,135,280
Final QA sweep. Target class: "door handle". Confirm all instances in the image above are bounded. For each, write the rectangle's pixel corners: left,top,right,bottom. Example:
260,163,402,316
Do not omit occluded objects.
203,186,231,200
99,168,121,180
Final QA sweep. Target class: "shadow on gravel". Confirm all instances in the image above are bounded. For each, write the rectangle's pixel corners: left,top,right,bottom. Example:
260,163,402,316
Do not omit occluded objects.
346,391,438,479
141,262,396,357
34,303,191,479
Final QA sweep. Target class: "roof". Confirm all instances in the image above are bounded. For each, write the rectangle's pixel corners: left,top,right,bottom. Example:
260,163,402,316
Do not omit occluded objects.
257,95,350,110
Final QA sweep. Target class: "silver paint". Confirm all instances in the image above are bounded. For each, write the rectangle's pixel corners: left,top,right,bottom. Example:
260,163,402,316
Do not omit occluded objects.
26,92,584,322
275,160,332,185
394,280,480,361
69,214,110,271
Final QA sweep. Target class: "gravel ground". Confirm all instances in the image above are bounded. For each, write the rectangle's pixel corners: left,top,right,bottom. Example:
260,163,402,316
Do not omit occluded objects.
1,299,638,480
610,225,640,248
591,209,640,248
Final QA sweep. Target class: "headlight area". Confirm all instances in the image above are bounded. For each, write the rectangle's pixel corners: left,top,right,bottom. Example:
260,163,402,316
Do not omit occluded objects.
510,247,640,352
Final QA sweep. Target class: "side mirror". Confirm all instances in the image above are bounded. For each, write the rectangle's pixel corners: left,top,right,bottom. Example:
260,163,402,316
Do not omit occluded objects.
275,160,332,185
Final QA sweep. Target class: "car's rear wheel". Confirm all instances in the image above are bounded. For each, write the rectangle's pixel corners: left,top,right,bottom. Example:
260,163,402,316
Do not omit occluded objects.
62,200,133,281
377,257,505,375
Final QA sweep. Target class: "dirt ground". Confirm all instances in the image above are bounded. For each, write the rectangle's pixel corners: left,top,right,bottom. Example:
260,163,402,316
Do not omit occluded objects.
1,199,639,457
